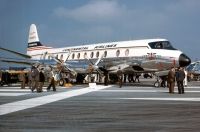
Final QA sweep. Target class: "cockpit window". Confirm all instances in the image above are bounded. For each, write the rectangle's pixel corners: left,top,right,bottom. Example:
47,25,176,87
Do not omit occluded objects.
148,41,176,50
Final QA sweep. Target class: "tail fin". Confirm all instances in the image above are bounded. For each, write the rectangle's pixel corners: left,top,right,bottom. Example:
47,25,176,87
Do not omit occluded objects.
28,24,42,47
27,24,52,53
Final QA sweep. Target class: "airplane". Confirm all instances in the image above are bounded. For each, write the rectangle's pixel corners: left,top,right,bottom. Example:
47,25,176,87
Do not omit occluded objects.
186,61,200,81
0,24,191,85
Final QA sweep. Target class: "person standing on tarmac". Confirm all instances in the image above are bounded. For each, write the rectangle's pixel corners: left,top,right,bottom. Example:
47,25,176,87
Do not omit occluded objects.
47,68,56,92
117,67,123,88
135,73,141,83
31,66,40,92
28,69,32,89
19,72,26,89
38,68,45,92
103,70,109,86
176,67,185,94
167,67,176,93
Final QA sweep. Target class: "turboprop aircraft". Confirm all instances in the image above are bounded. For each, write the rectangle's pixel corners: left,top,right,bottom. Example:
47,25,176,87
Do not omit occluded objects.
186,61,200,81
0,24,191,85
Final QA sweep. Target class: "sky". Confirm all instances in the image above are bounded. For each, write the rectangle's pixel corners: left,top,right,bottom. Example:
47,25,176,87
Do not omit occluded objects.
0,0,200,67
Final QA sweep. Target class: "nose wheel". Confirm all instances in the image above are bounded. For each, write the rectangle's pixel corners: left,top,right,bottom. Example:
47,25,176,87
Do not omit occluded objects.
154,76,161,87
154,81,160,87
59,79,65,86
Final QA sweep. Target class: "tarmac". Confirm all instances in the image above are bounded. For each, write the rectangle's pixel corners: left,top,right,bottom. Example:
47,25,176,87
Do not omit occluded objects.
0,79,200,132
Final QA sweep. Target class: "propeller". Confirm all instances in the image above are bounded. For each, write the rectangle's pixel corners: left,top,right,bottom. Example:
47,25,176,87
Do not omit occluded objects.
85,54,104,75
47,53,77,77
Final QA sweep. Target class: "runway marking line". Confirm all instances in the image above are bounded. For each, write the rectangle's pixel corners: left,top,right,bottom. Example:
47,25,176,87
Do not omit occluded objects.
99,90,200,93
0,85,112,116
0,93,29,96
117,98,200,102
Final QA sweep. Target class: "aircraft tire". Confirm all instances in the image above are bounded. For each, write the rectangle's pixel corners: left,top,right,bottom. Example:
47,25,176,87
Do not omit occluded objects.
59,79,65,86
154,81,160,87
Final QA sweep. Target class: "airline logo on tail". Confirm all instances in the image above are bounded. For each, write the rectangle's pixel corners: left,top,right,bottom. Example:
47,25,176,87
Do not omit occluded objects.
27,24,52,51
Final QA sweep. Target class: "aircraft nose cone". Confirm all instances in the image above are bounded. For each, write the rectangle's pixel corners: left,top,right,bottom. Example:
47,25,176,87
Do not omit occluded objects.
179,53,191,67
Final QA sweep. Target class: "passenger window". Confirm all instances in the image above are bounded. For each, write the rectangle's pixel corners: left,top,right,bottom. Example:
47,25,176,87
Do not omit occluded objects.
125,49,129,56
77,53,80,59
96,51,99,58
84,52,87,59
90,52,94,58
60,54,63,60
104,51,107,58
116,50,120,57
72,53,75,59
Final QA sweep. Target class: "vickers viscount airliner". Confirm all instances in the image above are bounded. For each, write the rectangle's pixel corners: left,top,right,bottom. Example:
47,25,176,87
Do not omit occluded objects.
0,24,191,85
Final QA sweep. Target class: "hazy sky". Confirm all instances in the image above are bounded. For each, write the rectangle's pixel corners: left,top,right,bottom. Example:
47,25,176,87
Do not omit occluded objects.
0,0,200,67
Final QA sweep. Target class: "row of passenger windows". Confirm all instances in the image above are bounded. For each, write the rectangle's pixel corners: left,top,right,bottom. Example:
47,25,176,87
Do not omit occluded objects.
46,49,129,60
71,49,129,60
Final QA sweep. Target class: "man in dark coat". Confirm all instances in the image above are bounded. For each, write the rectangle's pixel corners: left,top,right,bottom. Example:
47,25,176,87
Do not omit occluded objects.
117,67,123,88
31,66,39,92
167,67,176,93
38,68,45,92
176,67,185,94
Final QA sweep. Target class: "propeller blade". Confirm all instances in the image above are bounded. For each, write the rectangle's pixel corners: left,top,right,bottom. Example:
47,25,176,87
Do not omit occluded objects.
96,68,103,76
48,53,77,77
65,51,71,61
94,54,104,66
85,55,94,65
48,53,63,64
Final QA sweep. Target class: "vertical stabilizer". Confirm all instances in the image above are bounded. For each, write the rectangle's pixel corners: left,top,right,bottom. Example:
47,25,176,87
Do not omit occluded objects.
28,24,42,47
27,24,52,53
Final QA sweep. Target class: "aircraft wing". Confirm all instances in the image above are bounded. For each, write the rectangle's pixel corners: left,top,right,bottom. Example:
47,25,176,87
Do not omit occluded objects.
0,46,31,59
0,57,38,66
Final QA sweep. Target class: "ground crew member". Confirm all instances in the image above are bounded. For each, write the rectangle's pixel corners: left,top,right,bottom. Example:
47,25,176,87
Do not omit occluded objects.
167,67,176,93
28,69,32,89
47,69,56,92
176,67,185,94
38,68,45,92
87,64,94,83
31,66,39,92
19,72,26,89
104,70,109,86
135,73,141,83
117,67,123,88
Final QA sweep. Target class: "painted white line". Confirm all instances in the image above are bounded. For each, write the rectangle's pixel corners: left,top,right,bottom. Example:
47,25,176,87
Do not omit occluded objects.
0,89,32,92
0,85,112,116
0,89,50,92
172,86,200,88
186,91,200,93
0,86,67,89
0,87,31,89
99,90,200,93
0,93,29,96
99,90,168,92
118,98,200,102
